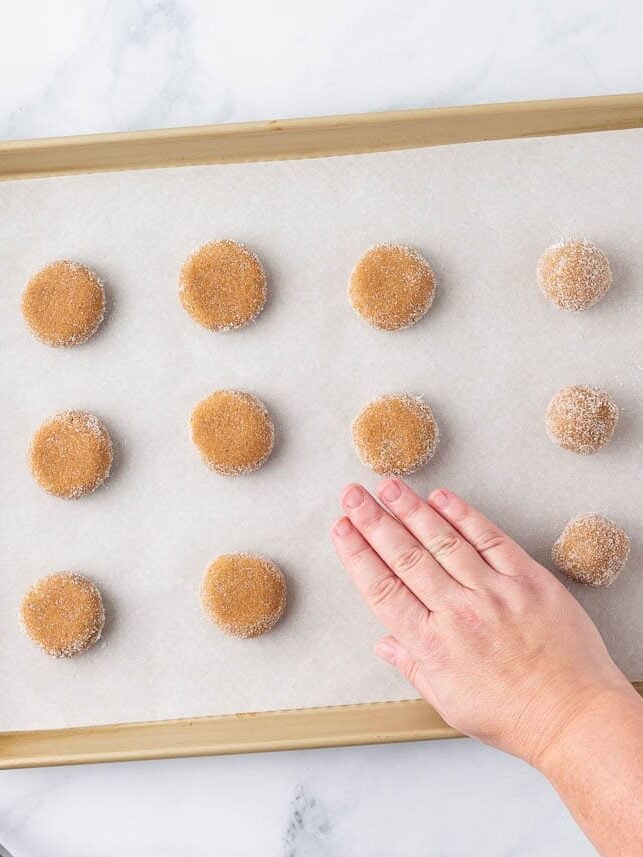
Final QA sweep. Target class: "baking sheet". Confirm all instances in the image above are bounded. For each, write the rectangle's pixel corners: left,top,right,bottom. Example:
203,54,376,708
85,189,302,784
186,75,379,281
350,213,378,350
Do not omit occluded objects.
1,128,642,732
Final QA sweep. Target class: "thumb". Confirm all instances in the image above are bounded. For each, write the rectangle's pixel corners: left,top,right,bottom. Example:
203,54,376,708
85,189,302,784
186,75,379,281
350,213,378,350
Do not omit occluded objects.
375,636,438,709
375,636,421,687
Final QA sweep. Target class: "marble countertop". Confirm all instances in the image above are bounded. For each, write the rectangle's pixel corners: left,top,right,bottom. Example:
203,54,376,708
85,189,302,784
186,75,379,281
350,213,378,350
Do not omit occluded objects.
1,1,641,854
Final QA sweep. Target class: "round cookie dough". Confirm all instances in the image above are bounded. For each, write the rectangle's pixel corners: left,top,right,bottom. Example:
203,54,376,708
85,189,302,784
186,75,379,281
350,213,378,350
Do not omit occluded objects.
546,385,618,455
190,390,274,476
552,514,630,587
352,393,439,476
29,410,113,499
537,240,612,311
201,553,287,638
20,572,105,657
22,261,106,347
179,239,267,331
348,244,436,331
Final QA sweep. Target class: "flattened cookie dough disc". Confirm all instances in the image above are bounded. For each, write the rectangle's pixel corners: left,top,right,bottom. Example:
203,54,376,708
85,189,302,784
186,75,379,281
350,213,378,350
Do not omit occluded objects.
179,239,267,331
552,514,630,587
190,390,274,475
349,244,436,331
22,261,106,347
537,240,612,311
29,410,113,499
20,572,105,657
352,393,439,476
201,553,287,638
546,385,618,455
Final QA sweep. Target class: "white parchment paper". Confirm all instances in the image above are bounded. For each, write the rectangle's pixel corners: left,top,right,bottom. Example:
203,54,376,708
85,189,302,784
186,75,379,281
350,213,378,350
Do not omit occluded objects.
1,128,642,731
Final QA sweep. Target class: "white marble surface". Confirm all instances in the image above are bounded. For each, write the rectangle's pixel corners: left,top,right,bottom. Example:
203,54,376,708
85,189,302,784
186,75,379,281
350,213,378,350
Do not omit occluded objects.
1,0,642,853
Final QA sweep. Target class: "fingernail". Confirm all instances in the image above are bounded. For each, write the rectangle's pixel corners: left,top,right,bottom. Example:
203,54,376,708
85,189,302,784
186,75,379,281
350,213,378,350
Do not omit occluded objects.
342,485,364,509
431,489,450,510
375,641,397,664
333,517,353,537
379,479,401,502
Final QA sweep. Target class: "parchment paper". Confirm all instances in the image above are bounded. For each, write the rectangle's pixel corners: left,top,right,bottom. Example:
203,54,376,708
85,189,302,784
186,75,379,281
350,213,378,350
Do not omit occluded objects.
1,128,642,731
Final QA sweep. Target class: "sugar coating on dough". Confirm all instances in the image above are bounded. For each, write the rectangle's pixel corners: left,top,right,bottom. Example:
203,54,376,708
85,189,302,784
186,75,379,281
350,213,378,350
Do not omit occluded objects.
352,393,439,476
201,553,287,638
537,240,612,312
546,385,618,455
20,572,105,657
179,239,267,331
21,260,106,347
29,410,113,499
552,514,630,587
349,244,436,331
190,390,274,475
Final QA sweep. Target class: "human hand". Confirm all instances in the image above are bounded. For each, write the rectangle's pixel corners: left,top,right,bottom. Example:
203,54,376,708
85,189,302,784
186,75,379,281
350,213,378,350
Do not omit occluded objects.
331,479,634,767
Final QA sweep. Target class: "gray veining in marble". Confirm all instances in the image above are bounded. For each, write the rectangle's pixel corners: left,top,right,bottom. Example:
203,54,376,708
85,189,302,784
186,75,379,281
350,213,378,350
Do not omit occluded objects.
2,0,640,852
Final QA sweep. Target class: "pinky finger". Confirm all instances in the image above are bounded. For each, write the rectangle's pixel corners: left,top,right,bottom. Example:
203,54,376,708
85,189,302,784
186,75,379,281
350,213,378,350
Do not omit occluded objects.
428,488,536,578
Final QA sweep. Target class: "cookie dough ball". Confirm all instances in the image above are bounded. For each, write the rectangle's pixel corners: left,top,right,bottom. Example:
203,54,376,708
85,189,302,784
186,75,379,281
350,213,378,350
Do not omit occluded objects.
22,261,106,347
29,410,113,499
552,514,630,587
352,393,439,476
201,553,287,638
20,572,105,657
546,385,618,455
190,390,274,475
349,244,436,331
179,240,267,331
537,240,612,311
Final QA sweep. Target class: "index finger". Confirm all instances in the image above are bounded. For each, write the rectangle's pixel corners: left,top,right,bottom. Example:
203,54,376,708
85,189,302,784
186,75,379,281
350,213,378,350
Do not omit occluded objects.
331,515,432,651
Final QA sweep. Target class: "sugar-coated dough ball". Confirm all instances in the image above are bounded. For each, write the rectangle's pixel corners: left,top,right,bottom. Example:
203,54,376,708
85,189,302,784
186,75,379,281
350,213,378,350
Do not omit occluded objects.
352,393,439,476
190,390,274,475
22,261,106,347
349,244,436,330
552,514,630,587
29,410,113,499
537,240,612,311
179,239,267,331
20,572,105,657
201,553,287,638
546,385,618,455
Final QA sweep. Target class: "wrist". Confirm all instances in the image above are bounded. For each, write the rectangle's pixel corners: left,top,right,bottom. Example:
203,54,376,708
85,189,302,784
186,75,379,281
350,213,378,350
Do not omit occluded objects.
530,679,642,777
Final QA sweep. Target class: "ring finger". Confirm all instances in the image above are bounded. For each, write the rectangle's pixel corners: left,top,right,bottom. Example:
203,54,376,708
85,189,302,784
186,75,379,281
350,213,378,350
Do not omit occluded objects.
341,483,461,609
377,478,495,590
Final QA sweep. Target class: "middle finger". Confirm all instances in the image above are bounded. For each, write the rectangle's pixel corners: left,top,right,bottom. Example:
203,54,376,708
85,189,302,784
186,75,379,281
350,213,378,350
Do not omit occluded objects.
341,483,461,609
377,478,494,589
